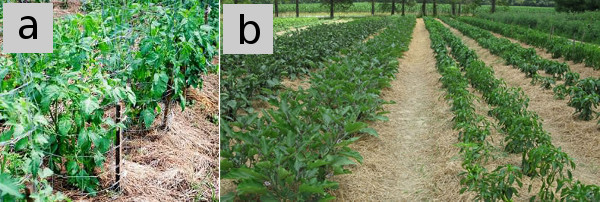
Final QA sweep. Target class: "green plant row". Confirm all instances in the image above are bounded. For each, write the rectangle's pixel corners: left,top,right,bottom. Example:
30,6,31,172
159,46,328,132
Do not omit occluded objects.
458,16,600,69
221,17,388,121
440,17,600,124
220,15,415,201
274,17,322,32
0,1,218,200
425,17,515,201
475,11,600,45
426,17,600,201
440,17,570,81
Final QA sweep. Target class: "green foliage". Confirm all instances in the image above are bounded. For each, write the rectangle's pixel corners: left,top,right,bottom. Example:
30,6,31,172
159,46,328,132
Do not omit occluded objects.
555,0,600,12
426,16,599,200
568,78,600,120
221,18,389,121
0,0,218,200
273,17,322,32
221,16,416,201
458,16,600,69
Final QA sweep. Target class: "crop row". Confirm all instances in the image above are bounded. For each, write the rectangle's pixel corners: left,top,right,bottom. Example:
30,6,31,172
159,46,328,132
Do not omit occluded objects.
441,17,600,125
273,17,322,32
425,17,599,201
475,12,600,45
457,17,600,69
0,1,218,200
221,18,388,121
440,17,570,81
220,16,415,201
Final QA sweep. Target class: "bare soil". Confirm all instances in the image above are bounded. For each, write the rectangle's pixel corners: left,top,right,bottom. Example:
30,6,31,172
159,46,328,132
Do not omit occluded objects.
332,18,465,201
439,20,600,188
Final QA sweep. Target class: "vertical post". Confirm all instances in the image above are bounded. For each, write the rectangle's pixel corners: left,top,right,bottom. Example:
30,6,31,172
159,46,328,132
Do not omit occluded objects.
296,0,299,17
114,104,122,191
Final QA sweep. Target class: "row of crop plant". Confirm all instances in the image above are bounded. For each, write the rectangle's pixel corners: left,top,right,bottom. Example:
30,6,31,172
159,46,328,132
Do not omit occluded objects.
425,17,599,201
220,16,415,201
457,17,600,69
220,18,388,120
475,12,600,45
440,17,600,125
0,1,218,200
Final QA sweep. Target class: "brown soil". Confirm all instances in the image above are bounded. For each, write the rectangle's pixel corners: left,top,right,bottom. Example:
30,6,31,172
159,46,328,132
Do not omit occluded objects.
59,74,219,201
439,20,600,188
332,18,464,201
488,32,599,79
280,75,311,91
52,0,83,18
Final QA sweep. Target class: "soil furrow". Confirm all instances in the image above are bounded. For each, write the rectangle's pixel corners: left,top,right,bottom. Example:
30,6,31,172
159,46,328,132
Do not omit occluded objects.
438,19,600,187
332,18,463,201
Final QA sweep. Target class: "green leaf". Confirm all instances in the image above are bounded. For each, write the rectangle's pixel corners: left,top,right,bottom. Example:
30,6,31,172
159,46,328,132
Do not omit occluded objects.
331,155,356,167
78,130,91,150
236,181,267,195
223,167,267,180
141,108,155,128
308,160,329,169
39,167,54,179
360,127,379,137
81,97,99,115
152,72,169,97
66,160,78,175
299,183,324,194
0,173,23,198
58,116,72,136
344,122,368,134
14,138,28,151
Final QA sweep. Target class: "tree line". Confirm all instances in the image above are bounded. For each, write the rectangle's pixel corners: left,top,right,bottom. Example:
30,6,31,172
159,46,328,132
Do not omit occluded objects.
227,0,599,17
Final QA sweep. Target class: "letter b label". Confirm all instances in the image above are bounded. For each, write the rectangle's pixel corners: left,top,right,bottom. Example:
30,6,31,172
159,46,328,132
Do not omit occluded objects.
3,3,53,53
223,4,273,54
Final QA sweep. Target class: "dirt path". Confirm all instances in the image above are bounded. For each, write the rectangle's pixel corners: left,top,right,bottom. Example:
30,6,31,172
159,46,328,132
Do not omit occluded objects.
439,20,600,187
332,18,465,201
487,32,599,79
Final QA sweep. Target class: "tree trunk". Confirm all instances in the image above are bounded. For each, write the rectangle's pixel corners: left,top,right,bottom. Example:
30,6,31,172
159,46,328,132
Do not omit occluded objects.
296,0,299,17
371,0,375,16
433,0,437,16
421,0,426,16
330,0,334,18
402,0,405,16
491,0,496,13
458,2,461,16
392,0,396,15
451,2,456,15
275,0,279,17
234,0,238,4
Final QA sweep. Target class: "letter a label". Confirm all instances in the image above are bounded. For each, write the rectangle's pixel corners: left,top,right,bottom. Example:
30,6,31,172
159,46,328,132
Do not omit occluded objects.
223,4,273,54
3,3,53,53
